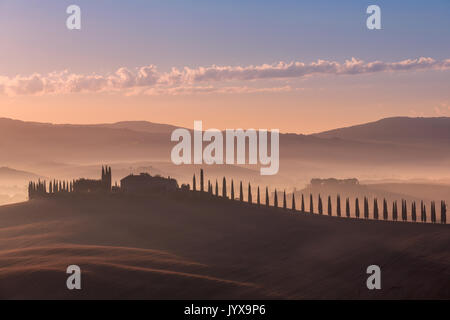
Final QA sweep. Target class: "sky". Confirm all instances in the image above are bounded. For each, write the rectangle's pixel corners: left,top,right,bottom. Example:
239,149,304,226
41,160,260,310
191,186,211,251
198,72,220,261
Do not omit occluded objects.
0,0,449,133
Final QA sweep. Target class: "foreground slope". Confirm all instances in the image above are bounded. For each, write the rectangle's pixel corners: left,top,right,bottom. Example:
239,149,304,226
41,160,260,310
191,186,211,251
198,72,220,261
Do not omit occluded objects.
0,193,449,299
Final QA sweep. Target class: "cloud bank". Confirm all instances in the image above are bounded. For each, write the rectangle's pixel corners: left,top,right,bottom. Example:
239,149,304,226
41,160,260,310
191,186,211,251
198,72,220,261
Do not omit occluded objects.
0,57,449,96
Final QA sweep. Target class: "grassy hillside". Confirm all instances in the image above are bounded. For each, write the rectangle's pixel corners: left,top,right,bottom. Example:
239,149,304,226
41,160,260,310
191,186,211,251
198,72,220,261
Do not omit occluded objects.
0,193,448,299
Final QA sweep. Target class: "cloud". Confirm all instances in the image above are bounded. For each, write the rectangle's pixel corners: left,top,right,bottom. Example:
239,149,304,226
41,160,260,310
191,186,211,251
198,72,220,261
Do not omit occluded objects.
0,57,449,96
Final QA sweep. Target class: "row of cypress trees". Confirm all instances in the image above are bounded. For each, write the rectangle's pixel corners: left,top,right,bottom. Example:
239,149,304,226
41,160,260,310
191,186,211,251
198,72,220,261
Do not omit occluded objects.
192,169,448,224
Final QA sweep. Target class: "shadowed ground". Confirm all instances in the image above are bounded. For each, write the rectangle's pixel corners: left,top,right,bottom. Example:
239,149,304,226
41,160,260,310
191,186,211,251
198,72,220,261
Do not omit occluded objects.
0,193,449,299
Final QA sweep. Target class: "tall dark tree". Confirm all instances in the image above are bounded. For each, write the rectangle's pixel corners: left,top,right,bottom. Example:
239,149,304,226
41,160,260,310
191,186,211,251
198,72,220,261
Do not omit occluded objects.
336,195,341,217
257,186,261,205
265,187,269,207
301,194,305,212
421,200,426,222
309,194,313,214
355,198,360,218
401,199,407,222
431,201,436,223
411,201,417,222
239,181,244,201
345,198,350,218
222,177,227,198
373,198,379,220
192,174,196,191
318,194,323,214
283,190,287,209
248,183,253,204
292,193,296,211
200,169,204,192
327,195,332,216
215,180,219,196
364,197,369,219
441,200,447,224
208,180,211,194
274,189,278,207
392,201,398,221
231,180,235,199
383,199,388,220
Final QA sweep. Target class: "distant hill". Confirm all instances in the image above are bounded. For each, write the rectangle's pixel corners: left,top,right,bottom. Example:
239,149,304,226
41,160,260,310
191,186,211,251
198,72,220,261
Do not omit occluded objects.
313,117,450,145
0,166,42,181
94,121,182,134
1,117,450,184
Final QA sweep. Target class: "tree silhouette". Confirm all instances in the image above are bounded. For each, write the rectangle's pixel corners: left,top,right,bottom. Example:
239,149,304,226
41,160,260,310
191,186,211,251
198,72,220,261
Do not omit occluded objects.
274,189,278,207
364,197,369,219
309,194,313,214
327,195,332,216
239,181,243,201
248,183,252,204
301,194,305,212
222,177,227,198
411,201,417,222
231,180,235,200
200,169,204,192
336,195,341,217
215,180,219,196
383,199,388,220
401,199,407,222
373,198,379,220
265,187,269,207
292,193,296,211
318,194,323,214
392,201,398,221
192,174,196,191
346,198,350,218
431,201,436,223
355,198,360,218
441,200,447,224
257,186,261,205
283,190,287,209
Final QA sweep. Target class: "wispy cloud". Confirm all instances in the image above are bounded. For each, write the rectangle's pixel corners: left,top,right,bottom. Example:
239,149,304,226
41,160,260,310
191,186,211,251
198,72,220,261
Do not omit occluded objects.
1,57,449,96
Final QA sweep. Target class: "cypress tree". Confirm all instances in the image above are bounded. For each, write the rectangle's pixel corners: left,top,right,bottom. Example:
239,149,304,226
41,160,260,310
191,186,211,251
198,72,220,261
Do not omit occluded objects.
346,198,350,218
231,180,235,199
318,194,323,214
193,174,196,191
373,198,379,220
383,199,388,220
301,194,305,212
283,190,287,209
423,203,427,223
222,177,227,198
274,189,278,207
401,199,407,222
292,193,296,211
412,201,417,222
309,194,313,214
393,201,398,221
265,187,269,206
327,195,332,216
431,201,436,223
336,195,341,217
364,197,369,219
240,182,244,201
257,186,261,205
200,169,204,192
441,200,447,224
215,180,219,196
355,198,360,218
248,183,252,204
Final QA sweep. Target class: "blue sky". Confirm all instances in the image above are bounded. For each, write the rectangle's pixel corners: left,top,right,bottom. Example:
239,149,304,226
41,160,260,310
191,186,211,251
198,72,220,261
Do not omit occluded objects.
1,0,449,74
